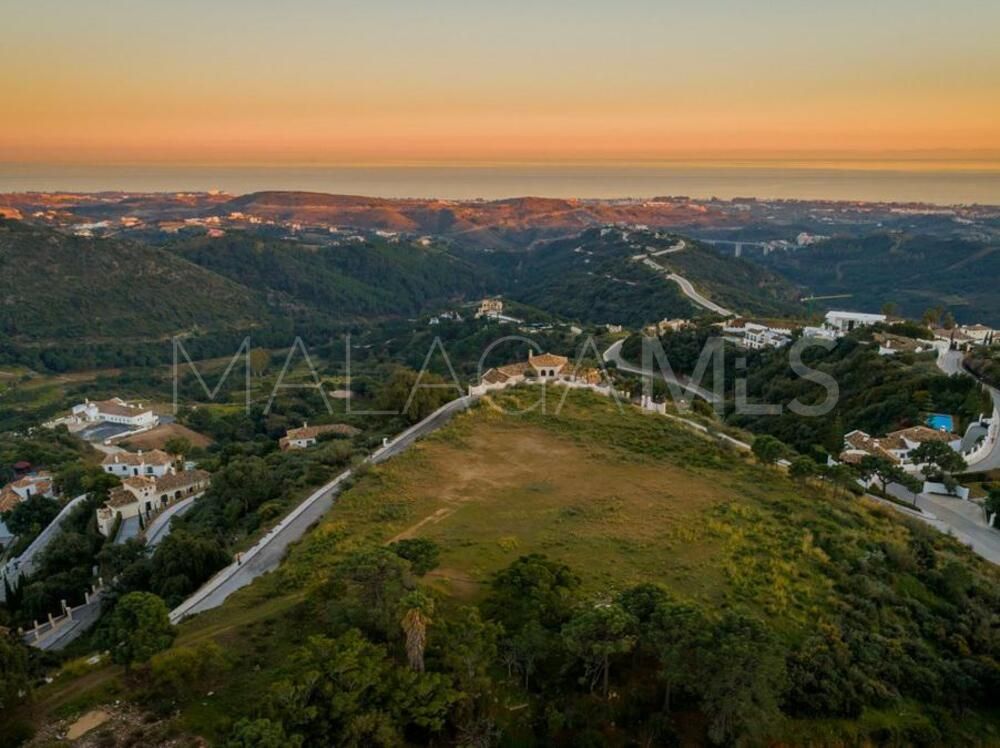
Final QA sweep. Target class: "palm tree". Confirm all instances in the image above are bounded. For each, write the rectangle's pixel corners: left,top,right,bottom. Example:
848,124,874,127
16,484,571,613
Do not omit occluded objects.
400,592,434,672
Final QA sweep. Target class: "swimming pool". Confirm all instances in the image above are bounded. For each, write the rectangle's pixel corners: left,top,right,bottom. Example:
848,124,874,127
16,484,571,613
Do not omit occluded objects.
926,413,955,432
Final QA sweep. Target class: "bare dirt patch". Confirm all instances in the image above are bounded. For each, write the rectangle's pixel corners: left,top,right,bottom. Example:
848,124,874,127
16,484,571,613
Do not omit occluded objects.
117,422,212,450
66,709,110,740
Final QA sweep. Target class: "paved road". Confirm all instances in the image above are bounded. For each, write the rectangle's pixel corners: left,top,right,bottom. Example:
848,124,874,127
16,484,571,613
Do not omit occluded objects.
935,347,1000,472
145,494,199,547
635,251,734,318
171,397,475,622
1,493,88,599
28,593,105,651
664,272,734,317
966,386,1000,472
648,239,686,257
886,483,1000,565
603,339,720,403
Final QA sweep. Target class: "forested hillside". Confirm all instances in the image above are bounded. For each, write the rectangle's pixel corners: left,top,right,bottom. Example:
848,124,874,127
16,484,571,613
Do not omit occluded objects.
755,233,1000,325
472,228,801,325
168,234,493,318
0,219,266,341
620,323,989,455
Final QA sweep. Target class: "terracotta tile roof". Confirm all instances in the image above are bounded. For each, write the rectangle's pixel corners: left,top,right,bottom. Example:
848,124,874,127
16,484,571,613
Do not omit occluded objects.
94,399,153,417
887,425,959,444
154,469,210,493
101,449,172,467
0,488,22,513
123,476,156,491
529,353,569,369
107,486,137,508
9,473,50,489
842,430,902,463
285,423,361,441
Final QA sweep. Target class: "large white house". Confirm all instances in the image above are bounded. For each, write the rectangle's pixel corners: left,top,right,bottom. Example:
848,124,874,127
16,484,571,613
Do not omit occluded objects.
101,449,174,478
71,398,159,428
823,311,887,334
96,468,210,537
803,311,887,341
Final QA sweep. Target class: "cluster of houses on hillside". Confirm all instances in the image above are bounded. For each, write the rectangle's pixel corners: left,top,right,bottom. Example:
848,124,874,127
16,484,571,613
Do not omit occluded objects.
96,448,210,537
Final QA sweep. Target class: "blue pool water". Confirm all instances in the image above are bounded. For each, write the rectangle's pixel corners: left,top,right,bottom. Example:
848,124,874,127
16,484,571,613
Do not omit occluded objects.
926,413,955,432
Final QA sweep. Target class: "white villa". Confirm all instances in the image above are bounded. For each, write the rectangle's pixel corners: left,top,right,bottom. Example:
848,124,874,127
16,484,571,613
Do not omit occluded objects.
475,298,504,319
804,311,887,341
932,324,995,350
101,449,174,478
478,352,607,386
96,468,210,537
720,319,792,350
823,311,887,333
279,422,361,451
0,472,55,514
70,398,159,428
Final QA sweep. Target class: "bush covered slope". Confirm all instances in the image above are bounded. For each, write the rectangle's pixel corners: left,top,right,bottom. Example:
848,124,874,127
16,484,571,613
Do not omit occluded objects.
0,219,266,341
52,389,995,746
756,233,1000,326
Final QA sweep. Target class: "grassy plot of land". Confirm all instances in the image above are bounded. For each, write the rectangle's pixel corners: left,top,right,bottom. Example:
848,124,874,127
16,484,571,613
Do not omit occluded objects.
245,388,938,630
22,388,999,744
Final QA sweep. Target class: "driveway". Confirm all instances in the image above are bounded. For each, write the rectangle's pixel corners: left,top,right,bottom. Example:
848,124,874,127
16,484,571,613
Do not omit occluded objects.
935,348,1000,473
886,483,1000,565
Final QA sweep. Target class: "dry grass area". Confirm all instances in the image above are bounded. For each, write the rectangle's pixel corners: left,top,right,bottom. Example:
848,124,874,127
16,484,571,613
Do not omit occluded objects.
117,422,212,450
384,422,728,599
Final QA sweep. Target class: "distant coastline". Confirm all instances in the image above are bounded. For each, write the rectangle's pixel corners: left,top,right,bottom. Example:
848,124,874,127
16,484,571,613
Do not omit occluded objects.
2,162,1000,206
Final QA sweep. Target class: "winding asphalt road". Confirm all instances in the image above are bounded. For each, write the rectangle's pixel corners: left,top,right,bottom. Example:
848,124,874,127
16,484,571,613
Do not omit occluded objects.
603,339,719,403
635,248,734,318
885,483,1000,565
171,396,475,622
1,493,88,600
936,348,1000,473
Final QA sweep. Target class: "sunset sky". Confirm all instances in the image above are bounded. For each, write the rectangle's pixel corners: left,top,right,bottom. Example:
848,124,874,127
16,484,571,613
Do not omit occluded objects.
4,0,1000,165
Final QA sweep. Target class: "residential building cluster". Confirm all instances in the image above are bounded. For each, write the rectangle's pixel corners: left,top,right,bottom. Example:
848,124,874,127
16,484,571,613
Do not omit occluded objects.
96,449,210,537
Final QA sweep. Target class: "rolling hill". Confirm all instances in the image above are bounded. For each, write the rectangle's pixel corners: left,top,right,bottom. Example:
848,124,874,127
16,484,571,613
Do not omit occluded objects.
0,218,267,342
167,233,493,319
474,227,802,325
24,388,998,746
755,233,1000,326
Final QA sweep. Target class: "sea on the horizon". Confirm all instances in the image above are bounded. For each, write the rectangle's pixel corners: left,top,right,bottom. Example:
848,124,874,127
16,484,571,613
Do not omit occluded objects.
2,163,1000,206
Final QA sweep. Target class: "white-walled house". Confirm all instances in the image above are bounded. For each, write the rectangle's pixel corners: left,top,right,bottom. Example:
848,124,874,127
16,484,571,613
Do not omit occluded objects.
71,398,158,428
823,311,887,334
96,469,210,537
0,472,55,514
279,423,361,451
101,449,174,478
840,425,962,468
